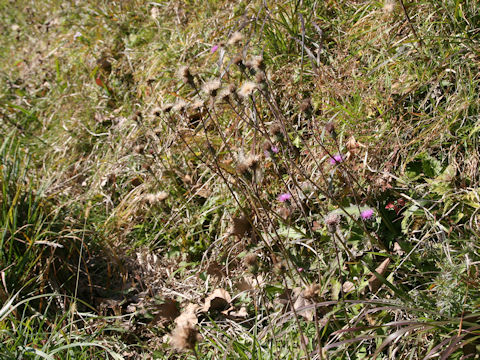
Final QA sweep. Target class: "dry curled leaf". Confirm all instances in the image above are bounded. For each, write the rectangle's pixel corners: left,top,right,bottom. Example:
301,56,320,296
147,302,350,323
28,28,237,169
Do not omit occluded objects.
393,242,405,256
342,281,355,293
346,135,365,152
236,274,264,292
175,303,201,328
229,215,251,238
206,261,226,278
170,323,202,352
368,258,391,292
152,298,179,326
224,306,248,320
293,291,315,321
278,287,315,321
203,288,231,313
170,303,202,352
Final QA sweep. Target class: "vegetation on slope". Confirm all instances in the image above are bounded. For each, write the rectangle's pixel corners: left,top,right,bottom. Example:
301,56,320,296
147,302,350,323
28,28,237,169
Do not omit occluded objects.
1,0,480,358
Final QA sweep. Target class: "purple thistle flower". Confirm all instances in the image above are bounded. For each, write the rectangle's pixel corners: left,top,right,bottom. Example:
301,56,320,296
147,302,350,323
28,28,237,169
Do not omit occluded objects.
271,145,279,153
360,208,374,220
329,154,344,165
278,193,292,202
211,44,219,53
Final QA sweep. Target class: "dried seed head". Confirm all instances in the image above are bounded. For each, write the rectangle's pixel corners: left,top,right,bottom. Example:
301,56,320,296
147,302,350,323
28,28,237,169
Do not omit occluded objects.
244,253,258,267
245,56,264,72
178,66,195,86
134,145,144,154
191,99,205,111
233,55,246,71
325,213,341,233
217,84,236,102
325,122,336,138
299,98,312,113
303,284,320,300
97,55,112,74
227,31,244,46
144,191,169,205
274,260,287,275
202,79,221,97
172,99,189,112
383,0,397,13
263,141,272,152
152,107,163,117
229,215,251,238
132,110,143,123
270,122,285,139
162,103,174,113
238,81,257,98
236,154,260,176
251,55,264,70
255,71,266,84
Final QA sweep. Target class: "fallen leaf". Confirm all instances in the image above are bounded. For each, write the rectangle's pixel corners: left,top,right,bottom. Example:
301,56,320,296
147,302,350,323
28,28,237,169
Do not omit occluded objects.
224,306,248,320
346,136,365,152
393,242,405,256
175,303,201,328
293,290,315,321
342,281,355,293
153,298,179,325
368,258,391,292
203,288,231,312
278,288,315,321
229,216,251,238
236,274,263,292
206,261,225,278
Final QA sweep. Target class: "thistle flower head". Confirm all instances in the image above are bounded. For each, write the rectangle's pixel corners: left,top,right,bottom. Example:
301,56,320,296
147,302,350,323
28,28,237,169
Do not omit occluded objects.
178,66,195,86
384,0,396,13
202,79,221,97
278,193,292,202
270,122,285,140
245,56,264,71
273,260,287,275
191,99,205,111
325,213,341,233
227,31,244,45
303,284,320,299
329,154,343,165
144,191,169,205
233,55,246,70
173,99,189,112
161,103,174,113
325,121,336,138
152,107,163,117
244,253,258,267
217,84,236,102
299,97,312,113
236,154,260,176
360,208,374,220
255,71,266,84
238,81,257,98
